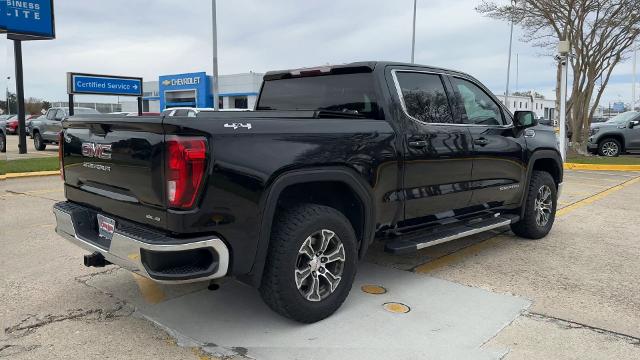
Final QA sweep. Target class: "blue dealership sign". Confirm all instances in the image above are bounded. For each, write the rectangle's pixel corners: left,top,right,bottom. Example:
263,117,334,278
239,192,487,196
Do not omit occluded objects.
2,0,55,40
159,72,212,110
68,73,143,97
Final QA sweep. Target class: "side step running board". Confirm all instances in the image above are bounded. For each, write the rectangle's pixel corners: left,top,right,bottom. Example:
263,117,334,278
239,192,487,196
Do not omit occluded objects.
384,214,519,254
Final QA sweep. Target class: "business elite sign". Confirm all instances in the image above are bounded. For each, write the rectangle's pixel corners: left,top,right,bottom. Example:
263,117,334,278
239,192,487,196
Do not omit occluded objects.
68,73,143,97
1,0,55,40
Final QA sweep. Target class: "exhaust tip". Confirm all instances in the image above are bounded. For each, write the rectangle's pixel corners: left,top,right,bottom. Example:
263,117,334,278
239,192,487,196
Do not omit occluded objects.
84,252,109,267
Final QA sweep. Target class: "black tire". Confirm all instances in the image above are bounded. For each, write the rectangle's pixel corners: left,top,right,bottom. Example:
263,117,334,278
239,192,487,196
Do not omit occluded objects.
33,132,46,151
259,203,358,323
598,138,621,157
0,132,5,153
511,171,557,239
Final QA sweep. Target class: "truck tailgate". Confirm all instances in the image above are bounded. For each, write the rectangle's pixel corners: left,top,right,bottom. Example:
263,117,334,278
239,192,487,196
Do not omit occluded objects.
62,115,168,229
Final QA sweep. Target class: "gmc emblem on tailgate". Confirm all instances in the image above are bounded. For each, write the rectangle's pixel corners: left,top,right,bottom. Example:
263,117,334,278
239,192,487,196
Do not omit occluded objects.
82,143,112,160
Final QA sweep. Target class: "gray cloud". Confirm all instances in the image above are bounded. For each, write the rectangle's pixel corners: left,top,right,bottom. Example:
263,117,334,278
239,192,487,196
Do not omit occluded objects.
1,0,635,106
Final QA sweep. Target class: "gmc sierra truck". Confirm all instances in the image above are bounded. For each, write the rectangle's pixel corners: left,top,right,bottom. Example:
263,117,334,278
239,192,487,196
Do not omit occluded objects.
53,62,563,323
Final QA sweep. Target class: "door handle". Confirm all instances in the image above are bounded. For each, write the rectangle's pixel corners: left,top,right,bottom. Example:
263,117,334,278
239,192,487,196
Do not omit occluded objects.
408,140,428,148
474,138,489,146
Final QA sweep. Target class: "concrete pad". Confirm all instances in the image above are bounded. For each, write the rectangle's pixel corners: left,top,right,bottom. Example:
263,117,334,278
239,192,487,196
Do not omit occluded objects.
421,175,640,339
114,263,531,360
486,315,640,360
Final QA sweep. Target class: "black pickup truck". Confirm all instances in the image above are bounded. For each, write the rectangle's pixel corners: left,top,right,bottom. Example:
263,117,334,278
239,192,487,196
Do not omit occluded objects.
53,62,563,323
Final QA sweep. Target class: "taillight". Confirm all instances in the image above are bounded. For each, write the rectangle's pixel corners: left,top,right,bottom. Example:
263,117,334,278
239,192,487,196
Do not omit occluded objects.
58,131,64,180
166,136,208,209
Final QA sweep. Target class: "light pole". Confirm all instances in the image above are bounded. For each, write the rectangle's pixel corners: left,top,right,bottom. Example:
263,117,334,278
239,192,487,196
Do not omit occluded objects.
411,0,417,63
633,44,637,111
557,40,571,162
6,76,10,116
211,0,220,110
504,1,516,111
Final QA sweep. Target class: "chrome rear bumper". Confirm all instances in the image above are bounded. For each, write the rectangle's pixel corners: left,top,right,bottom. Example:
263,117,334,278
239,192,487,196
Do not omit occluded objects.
53,202,229,284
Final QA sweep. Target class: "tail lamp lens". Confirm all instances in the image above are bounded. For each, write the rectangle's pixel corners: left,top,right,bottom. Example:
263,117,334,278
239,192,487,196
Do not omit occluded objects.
166,136,207,209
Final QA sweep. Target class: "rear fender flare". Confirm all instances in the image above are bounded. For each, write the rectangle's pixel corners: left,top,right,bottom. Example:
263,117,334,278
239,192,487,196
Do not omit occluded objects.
245,167,375,287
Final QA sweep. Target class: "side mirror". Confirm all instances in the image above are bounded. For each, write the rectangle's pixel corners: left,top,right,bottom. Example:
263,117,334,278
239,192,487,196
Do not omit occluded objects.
630,120,640,129
513,111,538,129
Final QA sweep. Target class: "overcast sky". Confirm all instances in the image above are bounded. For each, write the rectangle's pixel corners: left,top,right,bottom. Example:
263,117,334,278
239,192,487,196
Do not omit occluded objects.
1,0,636,106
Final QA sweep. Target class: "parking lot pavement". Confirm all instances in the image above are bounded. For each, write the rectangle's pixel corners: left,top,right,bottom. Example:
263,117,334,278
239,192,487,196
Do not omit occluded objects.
4,134,58,160
1,170,639,359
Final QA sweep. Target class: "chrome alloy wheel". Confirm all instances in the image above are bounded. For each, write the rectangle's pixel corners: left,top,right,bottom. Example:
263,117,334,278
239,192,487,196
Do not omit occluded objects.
601,141,619,156
534,185,553,227
295,229,346,302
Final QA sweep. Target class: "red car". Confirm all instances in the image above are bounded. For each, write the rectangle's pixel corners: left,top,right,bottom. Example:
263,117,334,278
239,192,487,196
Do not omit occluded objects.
5,115,18,134
6,114,41,135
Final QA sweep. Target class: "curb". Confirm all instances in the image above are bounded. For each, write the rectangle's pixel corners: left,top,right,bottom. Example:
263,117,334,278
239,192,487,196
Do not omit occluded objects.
564,163,640,171
0,170,60,180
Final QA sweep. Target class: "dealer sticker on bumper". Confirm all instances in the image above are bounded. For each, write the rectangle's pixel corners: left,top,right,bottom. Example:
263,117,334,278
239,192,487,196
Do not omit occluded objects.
97,214,115,240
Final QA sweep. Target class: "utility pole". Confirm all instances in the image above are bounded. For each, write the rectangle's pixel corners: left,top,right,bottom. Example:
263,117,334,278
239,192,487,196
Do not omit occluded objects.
211,0,220,110
505,8,515,111
411,0,417,64
515,53,519,93
633,44,637,111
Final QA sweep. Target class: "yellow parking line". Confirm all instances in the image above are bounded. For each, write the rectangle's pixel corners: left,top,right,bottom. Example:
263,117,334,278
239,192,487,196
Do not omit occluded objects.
556,176,640,217
415,175,640,274
131,273,166,304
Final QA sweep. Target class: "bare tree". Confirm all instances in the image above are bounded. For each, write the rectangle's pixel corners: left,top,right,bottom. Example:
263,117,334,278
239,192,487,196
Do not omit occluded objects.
477,0,640,146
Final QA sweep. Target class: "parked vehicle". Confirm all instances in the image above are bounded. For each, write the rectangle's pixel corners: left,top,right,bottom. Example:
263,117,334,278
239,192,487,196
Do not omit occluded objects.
0,115,7,152
31,107,99,150
587,111,640,156
5,115,18,135
26,114,46,137
53,62,563,323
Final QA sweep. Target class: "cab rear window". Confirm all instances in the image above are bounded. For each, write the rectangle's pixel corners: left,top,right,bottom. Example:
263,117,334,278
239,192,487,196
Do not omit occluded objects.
257,73,380,118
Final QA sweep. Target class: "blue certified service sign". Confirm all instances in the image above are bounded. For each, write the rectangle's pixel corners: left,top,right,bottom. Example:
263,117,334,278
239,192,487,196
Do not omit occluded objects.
2,0,55,40
68,73,143,97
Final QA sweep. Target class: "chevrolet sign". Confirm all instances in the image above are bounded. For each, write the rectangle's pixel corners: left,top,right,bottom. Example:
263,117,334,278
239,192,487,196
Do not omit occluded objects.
163,77,201,87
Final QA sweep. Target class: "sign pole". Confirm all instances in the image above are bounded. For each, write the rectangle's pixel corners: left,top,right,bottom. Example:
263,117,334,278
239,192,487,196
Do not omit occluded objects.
68,94,74,116
13,40,27,154
137,97,143,116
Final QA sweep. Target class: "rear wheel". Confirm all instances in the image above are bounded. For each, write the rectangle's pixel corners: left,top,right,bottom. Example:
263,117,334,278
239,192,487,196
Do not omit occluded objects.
598,138,621,157
33,132,46,151
0,132,6,153
259,203,358,323
511,171,557,239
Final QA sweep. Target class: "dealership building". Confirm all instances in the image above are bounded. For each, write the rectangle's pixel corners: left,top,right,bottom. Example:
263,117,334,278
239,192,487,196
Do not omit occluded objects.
120,71,264,113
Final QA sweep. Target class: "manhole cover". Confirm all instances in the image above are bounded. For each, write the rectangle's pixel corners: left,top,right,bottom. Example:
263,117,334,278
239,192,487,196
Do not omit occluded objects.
361,285,387,295
383,302,410,314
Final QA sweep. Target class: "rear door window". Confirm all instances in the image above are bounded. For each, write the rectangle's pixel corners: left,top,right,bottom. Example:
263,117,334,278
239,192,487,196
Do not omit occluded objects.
257,73,379,118
395,72,454,124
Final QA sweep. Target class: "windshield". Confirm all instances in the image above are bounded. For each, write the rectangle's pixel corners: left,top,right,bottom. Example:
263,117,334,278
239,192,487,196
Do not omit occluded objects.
606,112,638,124
257,73,380,118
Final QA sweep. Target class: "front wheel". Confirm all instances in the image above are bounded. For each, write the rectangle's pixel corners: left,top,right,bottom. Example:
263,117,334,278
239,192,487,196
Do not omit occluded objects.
511,171,557,239
598,138,621,157
33,132,46,151
259,204,358,323
0,132,6,153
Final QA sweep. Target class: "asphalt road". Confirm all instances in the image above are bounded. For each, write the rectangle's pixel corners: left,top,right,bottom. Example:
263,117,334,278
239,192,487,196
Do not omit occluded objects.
1,170,639,359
